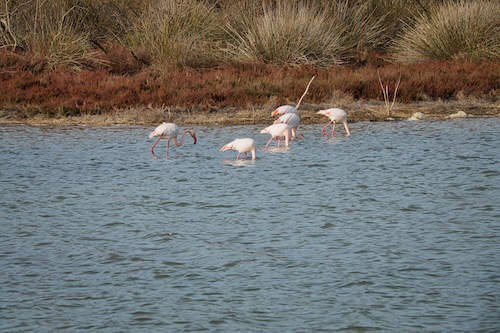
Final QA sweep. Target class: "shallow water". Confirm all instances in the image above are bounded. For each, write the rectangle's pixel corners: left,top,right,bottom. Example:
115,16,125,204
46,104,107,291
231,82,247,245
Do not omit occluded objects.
1,118,499,332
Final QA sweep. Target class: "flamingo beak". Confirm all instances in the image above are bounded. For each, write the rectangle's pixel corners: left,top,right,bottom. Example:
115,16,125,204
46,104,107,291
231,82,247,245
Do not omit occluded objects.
271,110,279,117
192,134,197,144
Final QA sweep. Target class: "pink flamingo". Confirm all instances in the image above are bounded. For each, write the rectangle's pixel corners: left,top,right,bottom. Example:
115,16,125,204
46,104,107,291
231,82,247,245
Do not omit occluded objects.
260,123,292,148
317,108,351,137
272,105,302,139
149,122,197,156
219,138,256,160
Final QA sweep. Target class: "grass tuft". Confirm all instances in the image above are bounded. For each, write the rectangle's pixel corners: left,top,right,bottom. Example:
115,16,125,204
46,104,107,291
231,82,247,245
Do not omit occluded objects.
224,0,386,66
393,0,500,62
127,0,225,69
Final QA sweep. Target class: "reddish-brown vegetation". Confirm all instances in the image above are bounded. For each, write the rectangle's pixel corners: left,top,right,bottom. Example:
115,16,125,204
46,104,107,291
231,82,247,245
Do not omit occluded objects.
0,49,498,120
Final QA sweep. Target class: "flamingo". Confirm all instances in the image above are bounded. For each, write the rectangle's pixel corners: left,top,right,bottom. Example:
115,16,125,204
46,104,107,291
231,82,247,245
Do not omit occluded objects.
271,105,299,117
271,105,302,139
148,122,197,156
260,123,292,148
219,138,256,160
317,108,351,137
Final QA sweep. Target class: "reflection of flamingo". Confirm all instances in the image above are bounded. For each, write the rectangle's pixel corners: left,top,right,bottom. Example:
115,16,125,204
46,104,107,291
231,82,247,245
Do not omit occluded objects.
149,122,197,156
260,123,291,148
272,105,302,139
219,138,256,160
317,108,351,137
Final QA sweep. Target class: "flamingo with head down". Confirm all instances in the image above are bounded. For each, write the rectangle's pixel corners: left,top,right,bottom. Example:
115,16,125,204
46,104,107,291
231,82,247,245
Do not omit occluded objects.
149,122,197,156
219,138,256,160
271,105,302,139
317,108,351,137
260,123,292,148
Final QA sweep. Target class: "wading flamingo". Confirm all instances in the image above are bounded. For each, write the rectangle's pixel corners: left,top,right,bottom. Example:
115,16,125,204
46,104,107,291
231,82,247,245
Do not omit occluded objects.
317,108,351,137
272,105,302,139
260,123,291,148
149,122,197,156
219,138,256,160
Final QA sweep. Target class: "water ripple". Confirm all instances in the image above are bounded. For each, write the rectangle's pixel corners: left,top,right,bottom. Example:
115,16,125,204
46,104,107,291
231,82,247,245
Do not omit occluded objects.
1,119,500,332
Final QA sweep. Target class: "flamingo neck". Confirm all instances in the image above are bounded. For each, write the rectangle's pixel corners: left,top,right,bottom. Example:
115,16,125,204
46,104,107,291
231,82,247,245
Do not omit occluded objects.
176,130,195,146
175,131,186,146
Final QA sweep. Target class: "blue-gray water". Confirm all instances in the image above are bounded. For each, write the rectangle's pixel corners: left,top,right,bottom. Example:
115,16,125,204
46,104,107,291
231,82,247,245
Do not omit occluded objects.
1,118,499,332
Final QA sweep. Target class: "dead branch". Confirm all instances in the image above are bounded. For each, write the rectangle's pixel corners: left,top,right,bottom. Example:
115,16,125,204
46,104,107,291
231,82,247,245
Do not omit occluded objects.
295,75,315,110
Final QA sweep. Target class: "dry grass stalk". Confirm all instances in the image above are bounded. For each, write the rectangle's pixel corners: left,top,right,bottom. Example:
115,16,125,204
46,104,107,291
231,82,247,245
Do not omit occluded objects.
1,0,22,51
377,69,401,117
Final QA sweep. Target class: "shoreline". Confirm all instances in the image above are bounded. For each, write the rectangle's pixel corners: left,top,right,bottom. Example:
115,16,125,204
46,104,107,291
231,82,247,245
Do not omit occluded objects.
1,100,498,127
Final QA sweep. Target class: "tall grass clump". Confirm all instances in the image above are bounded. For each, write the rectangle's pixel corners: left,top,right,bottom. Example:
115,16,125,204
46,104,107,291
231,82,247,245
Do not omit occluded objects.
127,0,225,69
355,0,428,48
224,0,385,66
0,0,149,70
0,0,121,69
324,0,387,56
393,0,500,62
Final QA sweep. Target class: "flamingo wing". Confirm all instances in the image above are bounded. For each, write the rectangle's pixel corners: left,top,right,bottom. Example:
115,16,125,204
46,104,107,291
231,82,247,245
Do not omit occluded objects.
272,105,299,116
317,108,347,122
261,123,290,137
277,113,300,128
233,138,255,152
149,123,180,139
149,122,168,139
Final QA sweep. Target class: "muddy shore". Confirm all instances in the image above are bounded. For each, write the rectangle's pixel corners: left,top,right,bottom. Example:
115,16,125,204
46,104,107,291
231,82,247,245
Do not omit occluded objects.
1,99,498,127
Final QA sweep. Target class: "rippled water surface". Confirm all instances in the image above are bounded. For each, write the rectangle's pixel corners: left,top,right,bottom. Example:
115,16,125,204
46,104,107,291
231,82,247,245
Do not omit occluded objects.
1,118,500,332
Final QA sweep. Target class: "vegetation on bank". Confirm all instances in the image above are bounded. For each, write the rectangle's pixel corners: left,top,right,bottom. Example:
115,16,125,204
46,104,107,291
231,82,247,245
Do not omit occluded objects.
1,55,498,124
0,0,498,124
1,0,498,69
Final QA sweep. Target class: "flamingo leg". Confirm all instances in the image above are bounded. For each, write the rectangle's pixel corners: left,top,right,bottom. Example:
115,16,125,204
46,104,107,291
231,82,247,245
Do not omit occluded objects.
251,148,256,160
166,139,171,156
321,122,332,136
236,152,241,160
243,152,248,159
331,121,337,137
265,137,273,148
343,121,351,137
277,137,281,147
150,137,161,153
